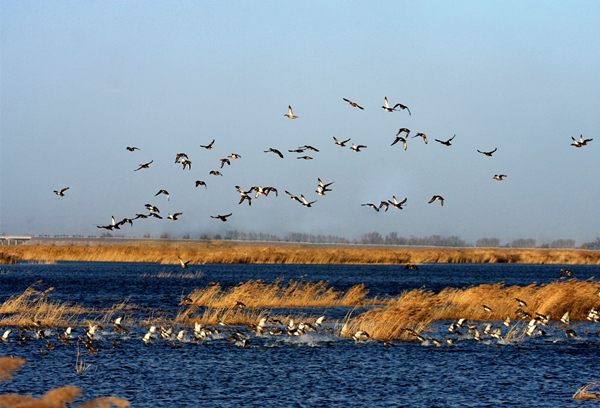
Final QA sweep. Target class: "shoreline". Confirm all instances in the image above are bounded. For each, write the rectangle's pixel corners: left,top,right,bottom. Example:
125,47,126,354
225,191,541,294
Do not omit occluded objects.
2,240,600,265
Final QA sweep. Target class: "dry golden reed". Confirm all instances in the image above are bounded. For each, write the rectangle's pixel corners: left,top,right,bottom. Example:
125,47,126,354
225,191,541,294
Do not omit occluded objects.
572,381,600,400
339,279,600,340
0,284,94,327
0,358,130,408
3,242,600,265
0,386,130,408
0,357,26,382
184,280,372,309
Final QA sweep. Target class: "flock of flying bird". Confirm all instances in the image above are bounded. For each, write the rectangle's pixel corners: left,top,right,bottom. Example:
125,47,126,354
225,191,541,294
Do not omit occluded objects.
51,96,592,231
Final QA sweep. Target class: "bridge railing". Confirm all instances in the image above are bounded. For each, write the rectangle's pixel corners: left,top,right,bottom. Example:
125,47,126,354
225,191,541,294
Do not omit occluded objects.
0,236,32,245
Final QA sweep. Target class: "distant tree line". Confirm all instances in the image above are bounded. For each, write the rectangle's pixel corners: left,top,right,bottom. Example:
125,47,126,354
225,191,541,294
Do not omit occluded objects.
361,232,467,247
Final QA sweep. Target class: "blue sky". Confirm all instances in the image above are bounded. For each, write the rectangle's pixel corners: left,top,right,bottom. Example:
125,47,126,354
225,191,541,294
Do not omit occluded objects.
1,1,599,244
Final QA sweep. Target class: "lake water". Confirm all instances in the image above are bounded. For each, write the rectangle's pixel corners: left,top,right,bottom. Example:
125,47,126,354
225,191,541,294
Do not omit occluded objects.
1,262,599,407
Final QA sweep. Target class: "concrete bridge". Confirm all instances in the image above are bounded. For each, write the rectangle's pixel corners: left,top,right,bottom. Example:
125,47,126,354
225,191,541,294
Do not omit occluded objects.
0,236,32,245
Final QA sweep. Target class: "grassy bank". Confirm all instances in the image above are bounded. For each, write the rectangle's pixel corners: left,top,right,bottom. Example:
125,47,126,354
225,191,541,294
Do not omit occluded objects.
2,241,600,265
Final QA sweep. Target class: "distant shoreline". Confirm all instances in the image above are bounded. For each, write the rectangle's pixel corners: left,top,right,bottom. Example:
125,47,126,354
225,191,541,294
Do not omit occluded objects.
2,239,600,265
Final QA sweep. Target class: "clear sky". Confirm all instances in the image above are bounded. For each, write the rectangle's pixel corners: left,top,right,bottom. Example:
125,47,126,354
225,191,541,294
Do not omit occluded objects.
1,1,599,245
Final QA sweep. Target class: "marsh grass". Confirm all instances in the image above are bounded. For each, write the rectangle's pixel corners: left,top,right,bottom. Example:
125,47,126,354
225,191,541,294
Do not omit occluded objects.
0,284,145,329
338,280,600,340
0,284,94,327
3,242,600,265
572,381,600,400
1,278,598,341
184,280,373,309
0,253,18,264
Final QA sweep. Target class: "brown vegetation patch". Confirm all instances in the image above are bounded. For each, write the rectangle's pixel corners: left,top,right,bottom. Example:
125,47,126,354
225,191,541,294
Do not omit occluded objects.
341,280,600,340
183,280,372,309
573,381,600,400
3,242,600,265
0,358,130,407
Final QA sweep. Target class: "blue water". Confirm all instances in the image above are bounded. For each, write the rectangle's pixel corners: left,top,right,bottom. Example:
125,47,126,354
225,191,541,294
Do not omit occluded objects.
1,262,599,407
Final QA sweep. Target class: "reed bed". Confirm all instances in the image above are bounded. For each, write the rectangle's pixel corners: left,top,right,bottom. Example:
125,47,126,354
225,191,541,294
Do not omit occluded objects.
0,284,95,327
0,253,19,265
183,280,373,309
1,279,598,341
3,242,600,265
343,280,600,339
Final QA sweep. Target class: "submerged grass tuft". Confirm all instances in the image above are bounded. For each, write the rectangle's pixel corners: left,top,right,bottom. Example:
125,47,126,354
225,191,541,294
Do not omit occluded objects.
572,381,600,400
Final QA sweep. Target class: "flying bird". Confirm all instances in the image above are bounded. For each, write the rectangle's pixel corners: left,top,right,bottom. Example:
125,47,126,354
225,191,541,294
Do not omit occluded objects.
343,98,364,110
361,203,380,212
175,153,188,163
209,170,223,176
167,212,182,220
560,268,572,278
200,139,215,150
145,204,159,213
220,158,231,168
413,133,428,144
571,135,593,147
236,186,252,206
333,137,351,147
396,128,410,137
134,160,154,171
515,298,528,307
126,146,140,151
228,153,242,159
299,195,316,208
195,180,207,188
180,159,192,170
316,178,334,195
54,187,70,197
388,196,407,210
155,189,170,200
284,105,298,119
297,156,313,160
477,148,497,156
493,174,507,181
301,145,319,152
211,213,232,222
350,144,367,152
265,148,284,158
391,136,407,150
285,190,302,203
435,134,456,146
382,97,410,114
428,195,444,206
